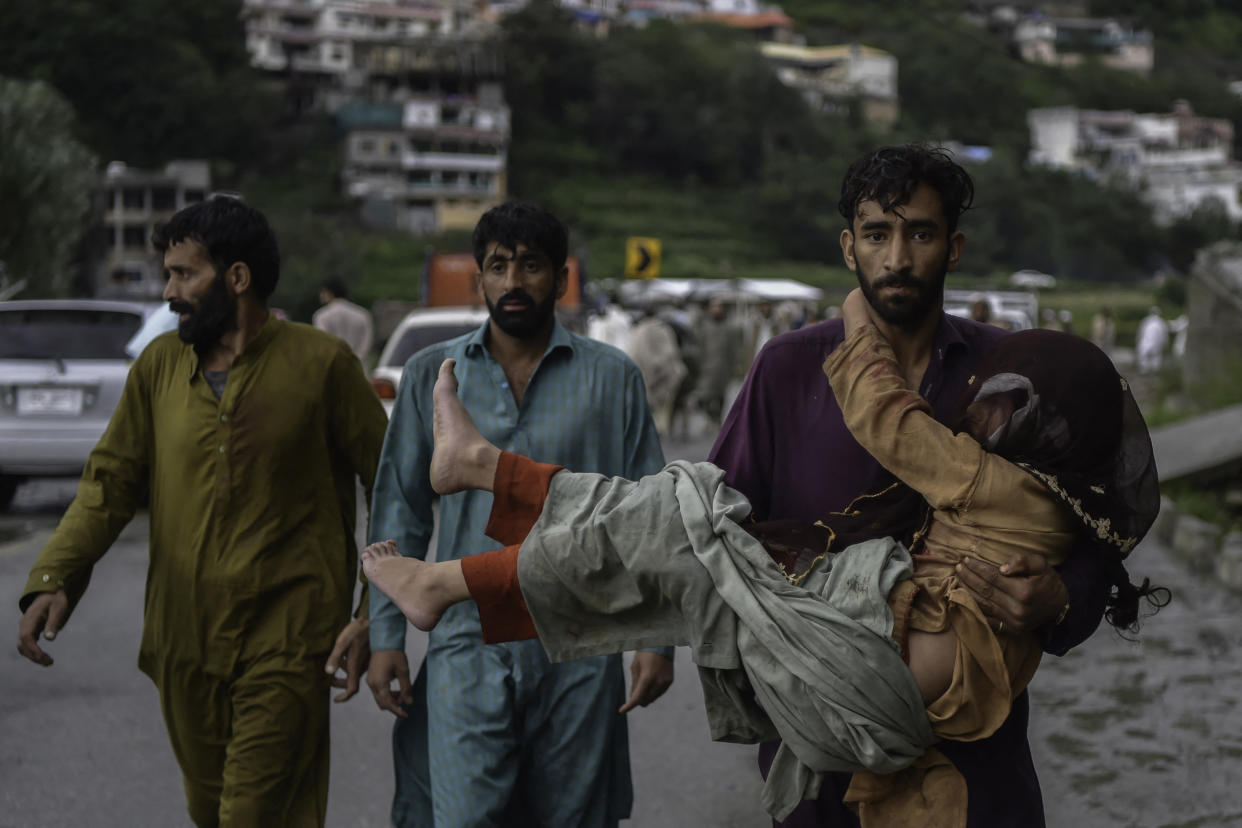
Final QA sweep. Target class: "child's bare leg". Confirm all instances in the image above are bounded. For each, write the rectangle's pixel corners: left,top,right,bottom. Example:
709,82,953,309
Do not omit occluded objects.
361,540,470,631
906,629,958,705
430,358,502,495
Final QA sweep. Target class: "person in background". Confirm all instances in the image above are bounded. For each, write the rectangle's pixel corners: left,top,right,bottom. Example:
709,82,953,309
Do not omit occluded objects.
586,291,634,354
313,276,374,363
1090,307,1116,353
709,143,1113,827
1136,306,1170,374
1169,313,1189,360
753,300,777,358
1038,307,1063,331
695,295,741,426
968,297,992,325
364,201,674,828
17,196,387,826
626,304,688,437
1057,309,1075,336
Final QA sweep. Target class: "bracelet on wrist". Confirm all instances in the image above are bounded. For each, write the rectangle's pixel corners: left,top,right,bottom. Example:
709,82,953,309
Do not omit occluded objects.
1053,600,1071,626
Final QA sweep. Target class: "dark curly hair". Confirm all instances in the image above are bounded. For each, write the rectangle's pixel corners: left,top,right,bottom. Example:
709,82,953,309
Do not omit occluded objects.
838,144,975,235
472,201,568,272
152,195,281,301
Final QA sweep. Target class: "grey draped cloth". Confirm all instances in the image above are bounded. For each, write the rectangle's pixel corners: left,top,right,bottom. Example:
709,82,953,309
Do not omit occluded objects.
515,461,937,818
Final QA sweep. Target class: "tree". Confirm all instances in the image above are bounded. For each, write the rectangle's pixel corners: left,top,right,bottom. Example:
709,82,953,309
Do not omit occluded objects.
0,0,274,170
0,77,97,295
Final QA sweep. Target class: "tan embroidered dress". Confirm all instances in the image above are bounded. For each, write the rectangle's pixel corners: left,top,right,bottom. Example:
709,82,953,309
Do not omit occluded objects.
825,323,1077,740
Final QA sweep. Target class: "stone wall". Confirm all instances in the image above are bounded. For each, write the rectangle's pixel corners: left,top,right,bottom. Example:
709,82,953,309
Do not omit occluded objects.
1156,495,1242,591
1185,241,1242,387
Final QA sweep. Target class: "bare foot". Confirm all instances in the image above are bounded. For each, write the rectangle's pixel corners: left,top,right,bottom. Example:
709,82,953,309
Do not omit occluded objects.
430,358,500,494
361,540,450,631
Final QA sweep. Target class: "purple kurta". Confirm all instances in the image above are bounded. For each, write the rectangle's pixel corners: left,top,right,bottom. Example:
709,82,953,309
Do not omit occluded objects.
709,314,1111,828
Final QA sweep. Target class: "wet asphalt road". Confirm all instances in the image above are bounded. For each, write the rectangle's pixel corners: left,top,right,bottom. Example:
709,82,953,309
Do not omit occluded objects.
1,433,766,828
4,427,1241,827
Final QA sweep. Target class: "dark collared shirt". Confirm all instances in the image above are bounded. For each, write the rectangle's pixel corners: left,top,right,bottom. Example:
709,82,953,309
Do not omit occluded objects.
709,313,1109,828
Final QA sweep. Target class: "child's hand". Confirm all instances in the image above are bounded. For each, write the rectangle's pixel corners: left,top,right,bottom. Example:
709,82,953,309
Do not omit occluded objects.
842,288,872,336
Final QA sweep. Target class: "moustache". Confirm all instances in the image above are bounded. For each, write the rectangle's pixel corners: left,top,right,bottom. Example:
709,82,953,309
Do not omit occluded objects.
872,272,919,290
496,290,535,310
169,301,194,315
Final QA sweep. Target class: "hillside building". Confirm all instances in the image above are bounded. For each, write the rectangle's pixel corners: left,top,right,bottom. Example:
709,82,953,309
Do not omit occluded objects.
95,160,211,299
1028,102,1242,225
242,0,509,234
338,88,508,234
759,42,898,128
1012,14,1153,74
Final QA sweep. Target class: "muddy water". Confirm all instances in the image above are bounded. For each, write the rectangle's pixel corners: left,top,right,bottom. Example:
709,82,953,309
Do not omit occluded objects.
1028,534,1242,826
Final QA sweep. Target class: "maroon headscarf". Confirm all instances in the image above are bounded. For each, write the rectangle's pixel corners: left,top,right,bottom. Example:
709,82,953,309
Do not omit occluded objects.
748,329,1165,628
961,329,1159,559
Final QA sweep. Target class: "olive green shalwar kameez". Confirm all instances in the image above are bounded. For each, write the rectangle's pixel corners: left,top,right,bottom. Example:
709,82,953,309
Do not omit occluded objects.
20,316,388,827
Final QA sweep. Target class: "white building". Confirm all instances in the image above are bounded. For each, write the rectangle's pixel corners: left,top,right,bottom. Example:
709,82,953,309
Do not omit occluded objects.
339,88,509,234
242,0,510,234
759,42,898,127
244,0,461,76
1028,103,1242,225
1012,14,1153,75
96,161,211,298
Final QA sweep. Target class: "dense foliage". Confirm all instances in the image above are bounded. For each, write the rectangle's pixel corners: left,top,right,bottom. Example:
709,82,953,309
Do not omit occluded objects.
0,0,276,169
1,0,1240,298
0,77,97,294
500,1,1240,282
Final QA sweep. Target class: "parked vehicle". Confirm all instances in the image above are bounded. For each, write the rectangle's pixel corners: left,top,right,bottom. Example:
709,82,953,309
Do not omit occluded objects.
944,289,1037,331
0,299,163,509
1009,269,1058,290
370,306,491,416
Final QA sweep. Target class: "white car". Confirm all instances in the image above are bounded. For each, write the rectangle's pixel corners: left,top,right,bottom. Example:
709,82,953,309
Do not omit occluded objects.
1009,269,1057,290
0,299,165,509
371,306,490,416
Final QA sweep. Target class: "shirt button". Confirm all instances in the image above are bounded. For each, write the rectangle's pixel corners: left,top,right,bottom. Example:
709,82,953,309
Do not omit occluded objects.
218,445,226,454
42,574,50,582
220,414,229,423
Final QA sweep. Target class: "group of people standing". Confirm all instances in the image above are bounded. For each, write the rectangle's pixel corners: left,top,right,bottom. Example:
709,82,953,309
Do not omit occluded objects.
17,142,1162,828
591,293,813,442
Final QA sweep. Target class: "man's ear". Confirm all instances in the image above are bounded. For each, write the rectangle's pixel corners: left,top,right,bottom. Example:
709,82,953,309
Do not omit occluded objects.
947,231,965,272
473,270,485,303
225,262,252,296
839,229,857,272
554,265,569,300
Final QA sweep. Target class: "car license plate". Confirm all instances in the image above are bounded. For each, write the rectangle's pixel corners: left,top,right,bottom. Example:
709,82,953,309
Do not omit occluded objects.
16,387,84,416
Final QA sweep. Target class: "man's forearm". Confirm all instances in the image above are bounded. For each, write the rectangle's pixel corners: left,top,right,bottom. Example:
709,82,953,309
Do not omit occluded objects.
1040,551,1109,656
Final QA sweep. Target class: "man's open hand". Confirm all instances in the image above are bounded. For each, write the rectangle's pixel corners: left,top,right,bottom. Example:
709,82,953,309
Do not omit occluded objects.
619,651,674,713
17,589,69,666
367,648,413,717
325,617,371,702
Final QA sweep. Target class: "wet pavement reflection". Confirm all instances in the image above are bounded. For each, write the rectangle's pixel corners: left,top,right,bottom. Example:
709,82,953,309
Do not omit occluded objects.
6,473,1242,826
1029,530,1242,826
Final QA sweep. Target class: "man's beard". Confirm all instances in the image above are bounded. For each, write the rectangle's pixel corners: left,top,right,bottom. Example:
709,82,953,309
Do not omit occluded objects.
856,251,950,328
170,273,237,354
485,288,557,339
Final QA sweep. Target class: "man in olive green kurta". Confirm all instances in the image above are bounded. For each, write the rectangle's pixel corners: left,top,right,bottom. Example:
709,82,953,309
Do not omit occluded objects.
16,197,388,827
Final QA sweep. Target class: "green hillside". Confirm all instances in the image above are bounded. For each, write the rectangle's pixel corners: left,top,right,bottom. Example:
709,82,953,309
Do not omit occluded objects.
2,0,1241,310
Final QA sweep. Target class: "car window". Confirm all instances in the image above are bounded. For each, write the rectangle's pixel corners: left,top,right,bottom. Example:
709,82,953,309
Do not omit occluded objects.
0,308,144,360
386,323,481,367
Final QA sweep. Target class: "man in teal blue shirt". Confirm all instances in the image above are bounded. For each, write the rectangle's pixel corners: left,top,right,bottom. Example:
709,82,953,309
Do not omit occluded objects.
366,202,675,826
